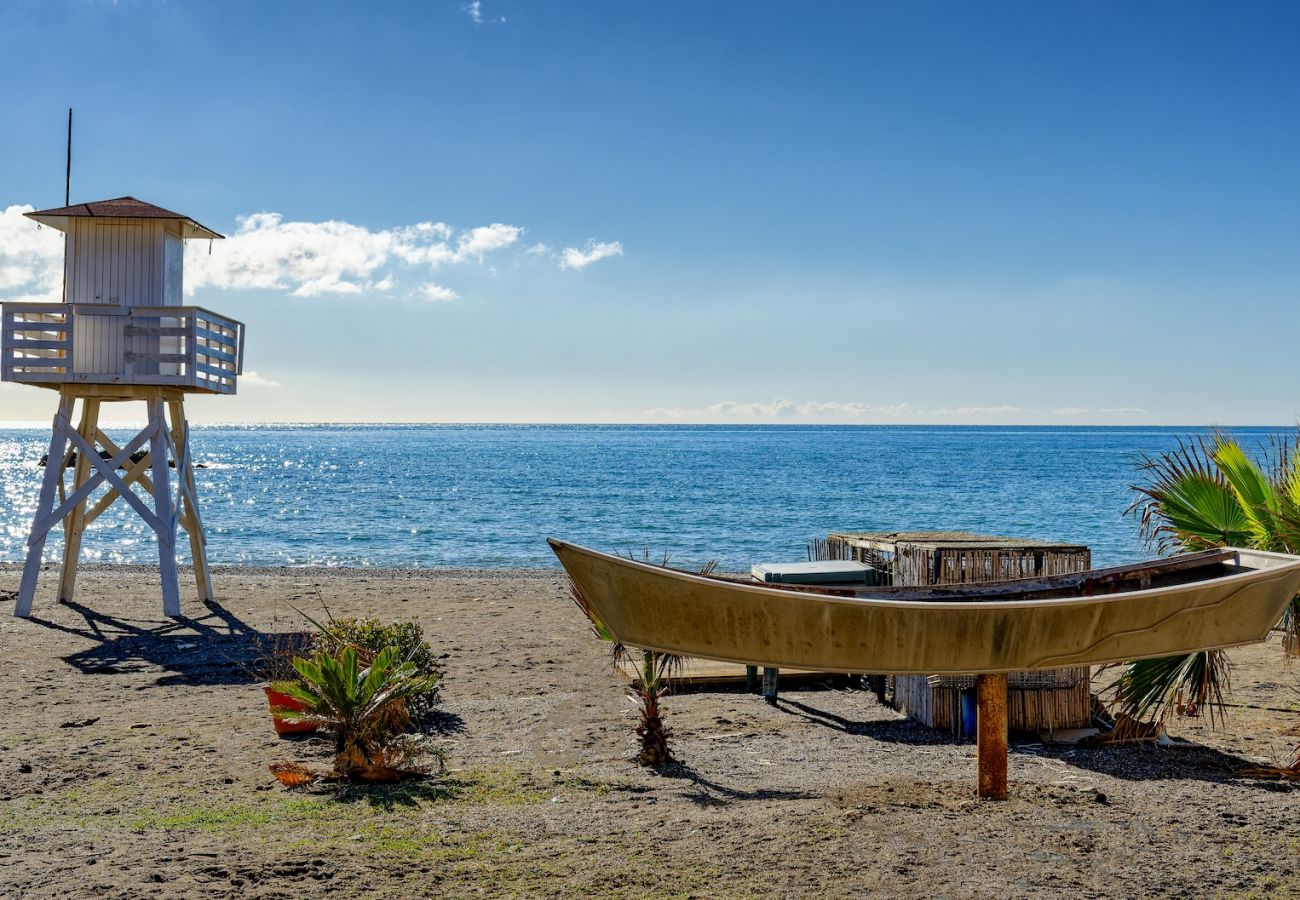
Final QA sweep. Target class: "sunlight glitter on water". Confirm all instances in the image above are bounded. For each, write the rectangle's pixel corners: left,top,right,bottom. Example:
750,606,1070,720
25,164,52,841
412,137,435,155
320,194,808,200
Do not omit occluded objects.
0,424,1275,570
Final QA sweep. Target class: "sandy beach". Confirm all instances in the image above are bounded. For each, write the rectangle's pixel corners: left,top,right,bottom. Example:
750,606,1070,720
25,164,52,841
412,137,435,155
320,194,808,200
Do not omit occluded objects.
1,564,1297,898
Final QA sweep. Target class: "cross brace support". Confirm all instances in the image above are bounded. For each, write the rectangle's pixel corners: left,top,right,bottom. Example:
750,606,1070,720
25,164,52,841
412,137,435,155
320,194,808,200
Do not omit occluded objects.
14,387,213,618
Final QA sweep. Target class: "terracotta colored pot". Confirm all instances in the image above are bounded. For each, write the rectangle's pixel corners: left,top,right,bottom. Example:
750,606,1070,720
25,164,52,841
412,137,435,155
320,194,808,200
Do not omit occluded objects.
263,685,318,736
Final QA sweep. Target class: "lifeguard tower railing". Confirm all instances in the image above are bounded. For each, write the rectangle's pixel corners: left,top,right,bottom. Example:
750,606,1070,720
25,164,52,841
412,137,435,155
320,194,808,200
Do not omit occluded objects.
1,302,244,394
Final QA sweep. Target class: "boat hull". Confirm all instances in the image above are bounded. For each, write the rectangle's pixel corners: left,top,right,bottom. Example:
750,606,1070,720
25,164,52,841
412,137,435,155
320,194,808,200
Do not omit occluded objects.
550,540,1300,674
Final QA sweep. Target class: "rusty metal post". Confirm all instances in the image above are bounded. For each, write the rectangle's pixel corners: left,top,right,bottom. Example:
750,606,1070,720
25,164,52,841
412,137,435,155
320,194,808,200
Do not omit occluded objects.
977,673,1008,800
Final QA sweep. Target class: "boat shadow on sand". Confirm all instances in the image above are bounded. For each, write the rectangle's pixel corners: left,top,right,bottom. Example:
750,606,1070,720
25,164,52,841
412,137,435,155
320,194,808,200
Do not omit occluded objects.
656,761,819,808
773,694,1295,790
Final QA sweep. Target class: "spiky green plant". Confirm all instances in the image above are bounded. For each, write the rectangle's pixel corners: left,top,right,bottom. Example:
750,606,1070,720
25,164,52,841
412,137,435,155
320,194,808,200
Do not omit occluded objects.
313,617,442,722
565,550,716,768
1122,430,1300,728
272,646,440,778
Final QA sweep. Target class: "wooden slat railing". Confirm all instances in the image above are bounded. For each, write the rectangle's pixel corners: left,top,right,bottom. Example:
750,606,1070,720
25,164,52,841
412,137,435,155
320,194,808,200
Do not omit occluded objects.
1,304,73,381
1,302,244,394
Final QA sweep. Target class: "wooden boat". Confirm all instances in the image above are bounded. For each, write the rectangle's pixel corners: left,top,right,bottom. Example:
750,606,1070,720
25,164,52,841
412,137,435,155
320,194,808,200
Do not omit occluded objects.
549,540,1300,675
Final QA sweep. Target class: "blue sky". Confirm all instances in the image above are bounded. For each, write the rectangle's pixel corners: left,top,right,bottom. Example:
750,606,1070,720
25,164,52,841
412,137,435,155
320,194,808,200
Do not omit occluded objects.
1,1,1298,424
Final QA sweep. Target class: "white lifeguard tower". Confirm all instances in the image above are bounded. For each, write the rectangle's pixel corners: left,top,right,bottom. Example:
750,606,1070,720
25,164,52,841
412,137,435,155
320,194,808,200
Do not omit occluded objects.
2,196,244,618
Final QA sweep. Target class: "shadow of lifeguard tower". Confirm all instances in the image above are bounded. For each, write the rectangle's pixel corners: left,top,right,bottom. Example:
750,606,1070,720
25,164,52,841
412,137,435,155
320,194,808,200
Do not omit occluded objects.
1,197,244,618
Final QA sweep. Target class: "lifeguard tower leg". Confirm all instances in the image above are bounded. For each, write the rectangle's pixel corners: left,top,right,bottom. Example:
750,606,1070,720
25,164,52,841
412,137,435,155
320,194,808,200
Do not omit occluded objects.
168,399,213,604
147,396,182,617
58,398,100,603
16,395,76,617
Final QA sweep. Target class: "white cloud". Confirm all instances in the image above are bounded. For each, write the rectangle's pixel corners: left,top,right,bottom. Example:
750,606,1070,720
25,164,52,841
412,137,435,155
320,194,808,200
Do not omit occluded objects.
456,224,521,259
419,282,459,302
0,205,63,303
707,398,795,418
636,399,1160,423
797,400,915,418
930,405,1031,418
1051,406,1148,416
560,240,624,270
184,212,521,298
644,399,797,420
0,203,616,304
240,370,281,388
641,407,697,419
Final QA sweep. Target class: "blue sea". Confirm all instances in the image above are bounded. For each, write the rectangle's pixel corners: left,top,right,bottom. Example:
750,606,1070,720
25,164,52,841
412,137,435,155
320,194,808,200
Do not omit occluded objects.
0,425,1281,570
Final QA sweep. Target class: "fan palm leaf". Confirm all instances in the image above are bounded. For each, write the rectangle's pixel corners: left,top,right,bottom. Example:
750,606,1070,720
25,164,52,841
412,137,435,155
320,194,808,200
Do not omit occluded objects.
1128,436,1253,552
1212,439,1282,550
1123,430,1300,729
1112,649,1231,728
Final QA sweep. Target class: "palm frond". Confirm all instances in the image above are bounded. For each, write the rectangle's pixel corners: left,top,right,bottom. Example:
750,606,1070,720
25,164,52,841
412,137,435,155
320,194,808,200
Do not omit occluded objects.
1127,435,1254,553
1263,431,1300,553
1212,437,1282,551
566,576,614,641
1111,650,1232,728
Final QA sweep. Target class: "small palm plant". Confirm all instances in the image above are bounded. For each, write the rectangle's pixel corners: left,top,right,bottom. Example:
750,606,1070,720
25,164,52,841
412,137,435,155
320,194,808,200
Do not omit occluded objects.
272,645,440,780
1122,431,1300,728
566,550,710,769
618,644,682,767
568,575,682,767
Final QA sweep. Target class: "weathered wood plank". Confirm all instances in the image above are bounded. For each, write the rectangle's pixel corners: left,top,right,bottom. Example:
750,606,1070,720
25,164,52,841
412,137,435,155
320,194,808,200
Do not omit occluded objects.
977,673,1008,800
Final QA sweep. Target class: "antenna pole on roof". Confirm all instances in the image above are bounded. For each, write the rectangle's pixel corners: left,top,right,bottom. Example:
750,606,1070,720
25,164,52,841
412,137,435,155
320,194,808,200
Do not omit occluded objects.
60,107,72,304
65,108,72,206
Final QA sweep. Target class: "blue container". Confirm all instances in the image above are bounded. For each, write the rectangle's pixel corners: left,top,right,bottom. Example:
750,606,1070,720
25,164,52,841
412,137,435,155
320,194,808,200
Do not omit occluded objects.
960,691,977,738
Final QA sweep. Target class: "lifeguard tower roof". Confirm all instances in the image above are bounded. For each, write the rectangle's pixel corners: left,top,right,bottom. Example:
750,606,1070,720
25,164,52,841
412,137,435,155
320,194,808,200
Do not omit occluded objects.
25,196,223,240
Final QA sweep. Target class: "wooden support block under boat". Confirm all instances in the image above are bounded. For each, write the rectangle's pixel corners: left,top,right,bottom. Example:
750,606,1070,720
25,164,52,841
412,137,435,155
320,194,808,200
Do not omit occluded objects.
615,656,837,688
977,673,1008,801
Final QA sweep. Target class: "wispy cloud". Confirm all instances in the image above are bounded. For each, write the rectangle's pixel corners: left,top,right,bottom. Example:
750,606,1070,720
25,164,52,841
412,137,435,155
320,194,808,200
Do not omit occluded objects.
0,205,63,303
463,1,505,24
560,240,624,270
707,398,796,418
419,282,459,302
643,398,911,421
1051,406,1148,416
930,405,1031,418
240,370,281,388
638,399,1149,422
798,400,915,418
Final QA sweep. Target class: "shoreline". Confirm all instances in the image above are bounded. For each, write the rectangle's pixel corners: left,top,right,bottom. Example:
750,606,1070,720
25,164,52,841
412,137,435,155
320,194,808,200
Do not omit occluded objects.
0,561,564,579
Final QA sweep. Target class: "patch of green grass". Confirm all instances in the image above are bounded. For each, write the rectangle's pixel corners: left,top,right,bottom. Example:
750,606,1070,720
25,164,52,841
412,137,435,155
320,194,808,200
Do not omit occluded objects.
128,795,335,832
13,765,555,847
453,768,550,806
